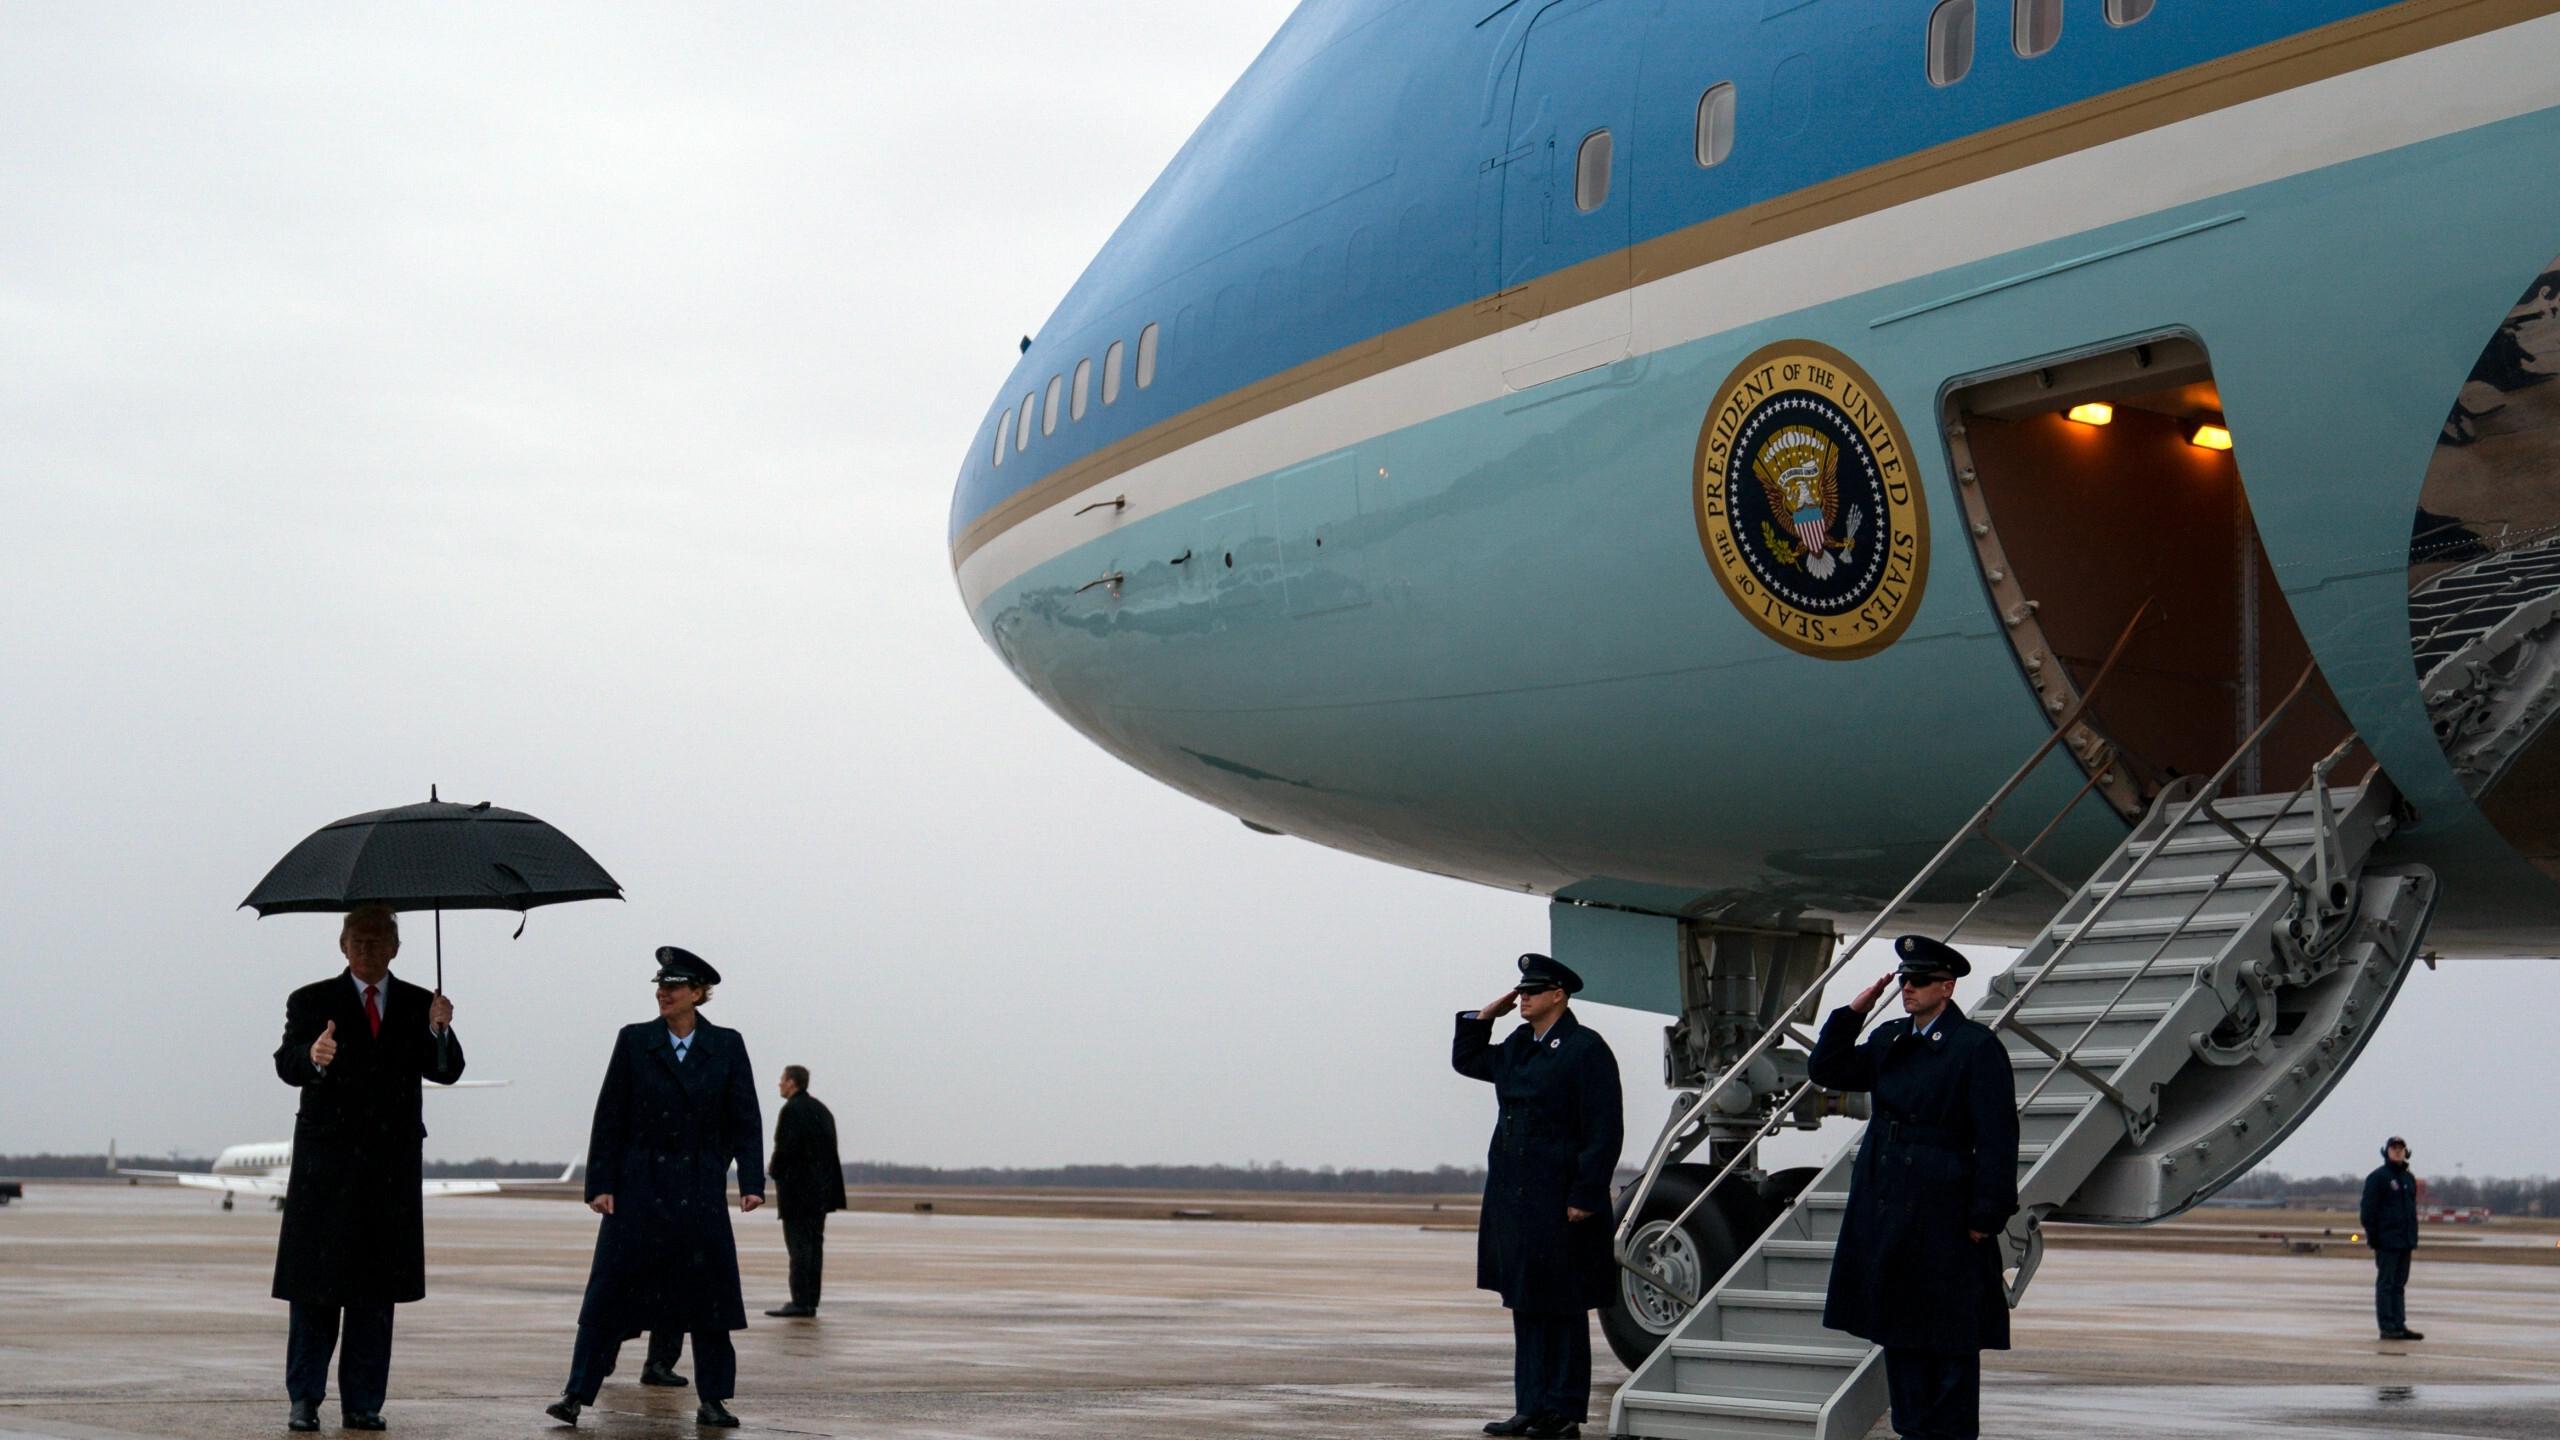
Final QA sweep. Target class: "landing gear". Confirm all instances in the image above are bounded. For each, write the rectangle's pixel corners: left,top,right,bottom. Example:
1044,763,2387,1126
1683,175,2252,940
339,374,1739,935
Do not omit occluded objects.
1602,1165,1760,1367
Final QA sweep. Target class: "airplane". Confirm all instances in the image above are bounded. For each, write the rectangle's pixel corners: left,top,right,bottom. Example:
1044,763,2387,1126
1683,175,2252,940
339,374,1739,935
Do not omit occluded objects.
949,1,2560,1431
109,1083,568,1211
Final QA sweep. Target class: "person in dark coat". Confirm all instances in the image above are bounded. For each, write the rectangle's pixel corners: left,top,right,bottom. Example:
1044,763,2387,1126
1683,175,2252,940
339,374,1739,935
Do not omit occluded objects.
1807,935,2019,1440
1453,953,1624,1440
763,1063,846,1317
546,947,764,1430
270,905,464,1434
2360,1136,2423,1340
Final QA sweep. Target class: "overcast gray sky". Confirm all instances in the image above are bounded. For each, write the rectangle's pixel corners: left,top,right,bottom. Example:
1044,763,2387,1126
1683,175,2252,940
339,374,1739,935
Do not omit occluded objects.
3,3,2546,1185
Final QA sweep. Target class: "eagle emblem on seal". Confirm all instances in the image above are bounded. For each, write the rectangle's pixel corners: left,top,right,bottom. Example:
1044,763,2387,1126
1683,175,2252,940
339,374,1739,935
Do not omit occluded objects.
1750,426,1864,581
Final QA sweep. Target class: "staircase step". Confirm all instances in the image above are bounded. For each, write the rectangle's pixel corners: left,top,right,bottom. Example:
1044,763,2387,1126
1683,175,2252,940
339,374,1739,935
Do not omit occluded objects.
1617,1387,1824,1427
2066,912,2250,942
1717,1287,1837,1343
2011,956,2213,983
2010,999,2176,1027
2137,825,2318,857
1760,1239,1836,1260
1662,1338,1865,1405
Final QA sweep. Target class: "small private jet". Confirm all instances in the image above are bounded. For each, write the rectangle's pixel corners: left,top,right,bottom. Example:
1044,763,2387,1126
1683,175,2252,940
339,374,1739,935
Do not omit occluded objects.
109,1082,567,1210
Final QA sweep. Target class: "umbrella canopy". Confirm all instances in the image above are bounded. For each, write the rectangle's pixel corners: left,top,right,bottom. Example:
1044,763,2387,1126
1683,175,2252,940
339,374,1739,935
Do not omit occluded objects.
242,797,623,916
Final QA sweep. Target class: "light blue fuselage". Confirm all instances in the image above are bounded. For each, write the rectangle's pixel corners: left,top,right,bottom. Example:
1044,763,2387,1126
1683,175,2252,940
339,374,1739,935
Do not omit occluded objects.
952,0,2560,972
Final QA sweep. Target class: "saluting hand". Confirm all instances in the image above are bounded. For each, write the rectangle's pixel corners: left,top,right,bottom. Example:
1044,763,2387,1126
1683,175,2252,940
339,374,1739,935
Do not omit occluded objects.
1479,989,1521,1021
309,1020,338,1068
590,1195,614,1216
1567,1207,1595,1223
427,990,454,1034
1849,972,1895,1015
739,1194,762,1213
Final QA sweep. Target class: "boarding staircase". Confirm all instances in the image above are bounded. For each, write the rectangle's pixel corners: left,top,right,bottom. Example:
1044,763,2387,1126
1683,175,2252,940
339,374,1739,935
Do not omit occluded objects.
1607,657,2440,1440
2410,532,2560,793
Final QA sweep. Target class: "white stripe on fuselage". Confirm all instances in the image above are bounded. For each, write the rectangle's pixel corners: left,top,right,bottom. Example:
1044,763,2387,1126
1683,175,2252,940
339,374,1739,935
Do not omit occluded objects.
956,14,2560,612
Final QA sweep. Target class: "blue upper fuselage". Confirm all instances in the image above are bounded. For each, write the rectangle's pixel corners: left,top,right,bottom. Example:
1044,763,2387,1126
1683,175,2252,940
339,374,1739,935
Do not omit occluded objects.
949,0,2407,549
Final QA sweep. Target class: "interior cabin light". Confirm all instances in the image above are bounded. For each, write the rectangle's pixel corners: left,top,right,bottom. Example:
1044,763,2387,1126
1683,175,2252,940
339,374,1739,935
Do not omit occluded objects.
2066,402,2114,426
2189,422,2235,451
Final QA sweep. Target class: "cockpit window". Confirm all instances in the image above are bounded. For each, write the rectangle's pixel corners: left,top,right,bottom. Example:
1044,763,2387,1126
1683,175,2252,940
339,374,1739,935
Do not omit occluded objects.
2105,0,2154,24
1928,0,1975,86
1136,322,1160,390
1103,340,1125,405
2014,0,2060,57
1575,129,1613,212
1695,83,1736,168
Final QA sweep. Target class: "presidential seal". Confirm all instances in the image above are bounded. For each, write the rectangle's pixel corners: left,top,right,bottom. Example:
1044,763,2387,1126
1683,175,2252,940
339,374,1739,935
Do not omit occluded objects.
1693,341,1927,659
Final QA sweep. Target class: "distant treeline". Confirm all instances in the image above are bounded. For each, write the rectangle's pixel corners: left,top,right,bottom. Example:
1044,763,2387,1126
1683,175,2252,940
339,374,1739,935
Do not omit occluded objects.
2222,1168,2558,1216
4,1153,1486,1194
841,1161,1488,1194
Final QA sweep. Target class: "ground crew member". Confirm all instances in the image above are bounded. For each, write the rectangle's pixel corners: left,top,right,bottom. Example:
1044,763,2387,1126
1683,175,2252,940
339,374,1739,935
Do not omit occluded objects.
764,1063,846,1317
2361,1136,2423,1341
1454,953,1624,1440
546,947,764,1429
1807,936,2018,1440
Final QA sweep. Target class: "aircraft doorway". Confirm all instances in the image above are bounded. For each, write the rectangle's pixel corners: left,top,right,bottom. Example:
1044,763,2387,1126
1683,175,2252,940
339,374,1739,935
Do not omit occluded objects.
1945,337,2354,818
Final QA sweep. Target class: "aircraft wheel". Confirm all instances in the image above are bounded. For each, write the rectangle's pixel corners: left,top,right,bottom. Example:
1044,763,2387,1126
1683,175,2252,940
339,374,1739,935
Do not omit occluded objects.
1600,1164,1747,1368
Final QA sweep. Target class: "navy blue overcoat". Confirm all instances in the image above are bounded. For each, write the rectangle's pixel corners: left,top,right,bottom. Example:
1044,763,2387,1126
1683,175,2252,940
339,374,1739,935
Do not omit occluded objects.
1806,1000,2018,1353
2360,1161,2419,1251
1453,1007,1624,1313
575,1018,764,1334
272,970,465,1305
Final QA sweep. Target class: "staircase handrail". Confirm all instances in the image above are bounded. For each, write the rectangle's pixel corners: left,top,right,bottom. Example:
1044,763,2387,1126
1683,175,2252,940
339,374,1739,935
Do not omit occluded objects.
1611,602,2154,1297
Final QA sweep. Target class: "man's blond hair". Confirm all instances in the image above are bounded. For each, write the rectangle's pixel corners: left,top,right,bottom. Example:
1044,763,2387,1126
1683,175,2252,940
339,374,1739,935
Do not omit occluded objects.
340,905,400,940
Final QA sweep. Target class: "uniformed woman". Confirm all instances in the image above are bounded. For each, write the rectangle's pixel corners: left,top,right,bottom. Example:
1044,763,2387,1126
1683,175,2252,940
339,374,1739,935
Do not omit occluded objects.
546,947,765,1429
1453,953,1624,1440
1807,935,2019,1440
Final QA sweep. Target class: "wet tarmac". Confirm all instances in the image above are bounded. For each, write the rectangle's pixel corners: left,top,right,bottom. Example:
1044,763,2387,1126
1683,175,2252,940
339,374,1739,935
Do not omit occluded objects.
1,1186,2554,1438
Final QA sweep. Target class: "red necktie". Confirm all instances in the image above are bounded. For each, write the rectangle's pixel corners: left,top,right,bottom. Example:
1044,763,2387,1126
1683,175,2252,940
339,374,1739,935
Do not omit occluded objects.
364,984,382,1039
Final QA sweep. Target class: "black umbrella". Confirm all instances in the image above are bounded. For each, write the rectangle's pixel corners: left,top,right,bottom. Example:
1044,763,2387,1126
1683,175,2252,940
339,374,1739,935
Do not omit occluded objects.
241,786,623,990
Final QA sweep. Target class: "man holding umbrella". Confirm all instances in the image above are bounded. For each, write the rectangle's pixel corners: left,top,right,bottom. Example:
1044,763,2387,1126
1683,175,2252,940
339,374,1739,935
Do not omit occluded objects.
271,905,464,1433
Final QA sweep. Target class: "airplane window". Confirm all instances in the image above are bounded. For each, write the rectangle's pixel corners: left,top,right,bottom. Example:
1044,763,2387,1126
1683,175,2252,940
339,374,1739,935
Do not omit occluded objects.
1695,83,1736,167
1072,359,1092,421
1137,322,1160,389
2014,0,2060,57
2105,0,2154,23
1575,129,1612,212
1016,393,1034,451
1928,0,1975,86
1043,375,1063,436
994,410,1010,466
1103,340,1125,405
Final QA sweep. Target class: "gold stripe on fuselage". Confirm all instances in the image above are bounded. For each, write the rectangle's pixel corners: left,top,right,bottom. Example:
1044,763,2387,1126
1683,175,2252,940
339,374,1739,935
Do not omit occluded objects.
953,0,2560,572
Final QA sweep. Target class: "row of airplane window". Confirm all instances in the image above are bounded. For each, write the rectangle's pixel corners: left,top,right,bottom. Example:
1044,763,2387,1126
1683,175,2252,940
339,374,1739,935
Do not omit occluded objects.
1561,0,2160,214
995,323,1161,467
998,0,2164,466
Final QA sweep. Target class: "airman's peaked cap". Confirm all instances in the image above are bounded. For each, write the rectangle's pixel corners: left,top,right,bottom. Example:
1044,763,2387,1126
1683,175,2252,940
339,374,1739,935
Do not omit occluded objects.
1893,934,1970,979
653,945,722,987
1514,952,1584,995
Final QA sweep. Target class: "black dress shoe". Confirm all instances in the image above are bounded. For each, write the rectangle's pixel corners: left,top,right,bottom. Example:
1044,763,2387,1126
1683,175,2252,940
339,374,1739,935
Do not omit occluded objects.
763,1304,815,1317
287,1399,320,1433
639,1361,691,1387
2384,1328,2427,1341
1523,1419,1581,1439
696,1398,740,1427
544,1396,581,1426
341,1413,386,1432
1483,1415,1534,1436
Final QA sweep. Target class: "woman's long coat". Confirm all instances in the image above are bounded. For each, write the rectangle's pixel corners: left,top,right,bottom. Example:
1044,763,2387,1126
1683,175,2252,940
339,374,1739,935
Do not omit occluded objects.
271,970,466,1305
1806,1000,2019,1353
576,1019,764,1334
1453,1007,1624,1313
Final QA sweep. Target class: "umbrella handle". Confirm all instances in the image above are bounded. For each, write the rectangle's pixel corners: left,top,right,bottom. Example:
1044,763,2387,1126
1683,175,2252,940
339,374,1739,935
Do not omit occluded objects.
433,908,449,1069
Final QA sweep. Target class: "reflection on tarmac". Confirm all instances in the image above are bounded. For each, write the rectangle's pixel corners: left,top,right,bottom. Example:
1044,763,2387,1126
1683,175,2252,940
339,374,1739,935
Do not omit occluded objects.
2,1186,2555,1438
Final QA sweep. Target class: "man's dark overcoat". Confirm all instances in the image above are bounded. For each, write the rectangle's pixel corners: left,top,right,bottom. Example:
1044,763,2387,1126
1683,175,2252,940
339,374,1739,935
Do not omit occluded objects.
1806,999,2019,1353
769,1090,846,1219
1453,1007,1624,1313
2360,1160,2419,1251
576,1019,765,1334
271,970,467,1305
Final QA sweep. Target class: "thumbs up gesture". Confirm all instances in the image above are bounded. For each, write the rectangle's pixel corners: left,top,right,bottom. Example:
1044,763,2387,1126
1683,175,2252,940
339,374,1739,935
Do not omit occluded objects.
310,1019,339,1069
